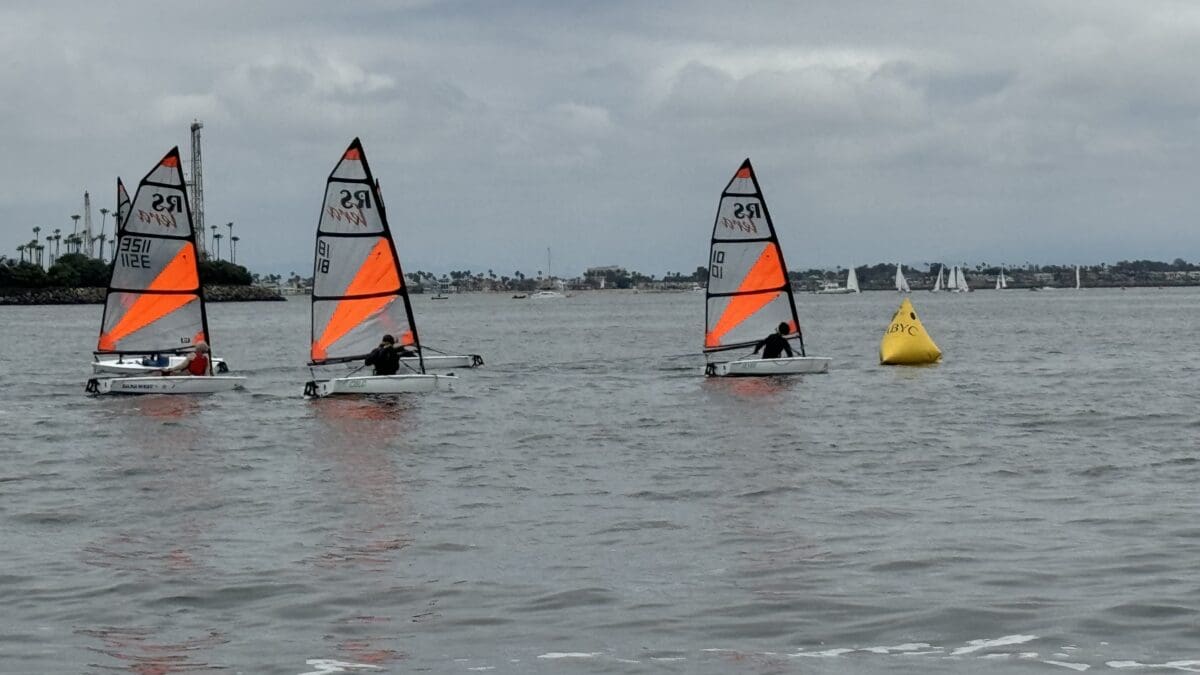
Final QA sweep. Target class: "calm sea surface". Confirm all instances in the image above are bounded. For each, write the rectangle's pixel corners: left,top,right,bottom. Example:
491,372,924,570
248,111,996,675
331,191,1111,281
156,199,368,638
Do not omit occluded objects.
2,288,1199,673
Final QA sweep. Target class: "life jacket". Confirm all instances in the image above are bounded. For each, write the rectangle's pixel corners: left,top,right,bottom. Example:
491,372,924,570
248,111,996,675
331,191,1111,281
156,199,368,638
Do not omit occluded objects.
187,353,210,376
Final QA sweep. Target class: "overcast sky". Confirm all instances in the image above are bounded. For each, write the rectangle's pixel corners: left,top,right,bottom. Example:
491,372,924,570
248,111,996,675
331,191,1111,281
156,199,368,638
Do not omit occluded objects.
4,1,1200,276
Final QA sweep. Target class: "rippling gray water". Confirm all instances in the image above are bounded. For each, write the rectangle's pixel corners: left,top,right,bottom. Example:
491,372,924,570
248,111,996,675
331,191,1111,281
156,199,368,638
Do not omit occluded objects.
2,288,1199,673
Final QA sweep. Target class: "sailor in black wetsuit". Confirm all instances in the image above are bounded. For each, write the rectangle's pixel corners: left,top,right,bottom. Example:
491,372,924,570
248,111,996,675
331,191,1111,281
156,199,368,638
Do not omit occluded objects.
364,334,411,375
752,322,795,359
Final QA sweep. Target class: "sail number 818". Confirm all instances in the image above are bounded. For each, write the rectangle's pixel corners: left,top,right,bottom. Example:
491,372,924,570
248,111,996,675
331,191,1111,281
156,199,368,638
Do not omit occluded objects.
317,240,331,274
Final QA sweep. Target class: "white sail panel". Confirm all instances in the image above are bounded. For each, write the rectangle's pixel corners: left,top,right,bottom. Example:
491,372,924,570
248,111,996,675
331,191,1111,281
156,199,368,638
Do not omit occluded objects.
319,183,386,235
847,267,860,292
714,195,771,241
122,155,192,238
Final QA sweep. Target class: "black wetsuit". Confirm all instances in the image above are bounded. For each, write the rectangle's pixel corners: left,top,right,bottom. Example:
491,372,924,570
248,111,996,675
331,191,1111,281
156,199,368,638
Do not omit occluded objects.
365,345,401,375
754,333,794,359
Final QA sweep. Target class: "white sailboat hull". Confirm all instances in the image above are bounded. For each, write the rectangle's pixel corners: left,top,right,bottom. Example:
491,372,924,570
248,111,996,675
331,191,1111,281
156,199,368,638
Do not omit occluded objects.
86,375,246,395
304,373,457,397
91,356,229,375
530,290,565,299
707,356,831,377
402,354,482,369
815,287,858,295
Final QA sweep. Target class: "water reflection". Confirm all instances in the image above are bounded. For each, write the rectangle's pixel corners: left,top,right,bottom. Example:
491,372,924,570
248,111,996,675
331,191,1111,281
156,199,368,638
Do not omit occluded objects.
78,627,226,674
306,399,414,667
703,375,798,399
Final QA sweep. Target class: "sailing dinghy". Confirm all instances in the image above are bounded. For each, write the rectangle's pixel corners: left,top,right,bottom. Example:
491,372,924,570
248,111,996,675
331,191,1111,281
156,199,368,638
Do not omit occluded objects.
703,159,830,377
304,138,456,397
92,179,231,376
85,148,244,395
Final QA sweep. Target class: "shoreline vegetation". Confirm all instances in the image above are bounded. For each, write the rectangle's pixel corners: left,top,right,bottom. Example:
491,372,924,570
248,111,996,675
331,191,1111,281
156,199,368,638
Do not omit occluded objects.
0,253,283,304
3,257,1200,305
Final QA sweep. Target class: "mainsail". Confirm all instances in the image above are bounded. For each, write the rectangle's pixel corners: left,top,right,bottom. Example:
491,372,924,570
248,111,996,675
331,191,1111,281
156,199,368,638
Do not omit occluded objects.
310,138,423,369
97,148,208,354
704,159,805,356
895,263,910,292
932,265,944,292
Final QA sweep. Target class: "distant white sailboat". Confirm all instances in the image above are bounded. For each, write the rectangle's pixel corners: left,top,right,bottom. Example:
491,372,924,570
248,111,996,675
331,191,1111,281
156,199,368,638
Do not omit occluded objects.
895,263,910,293
945,265,970,293
1075,265,1081,290
532,246,565,299
817,266,860,294
931,265,944,292
995,268,1008,290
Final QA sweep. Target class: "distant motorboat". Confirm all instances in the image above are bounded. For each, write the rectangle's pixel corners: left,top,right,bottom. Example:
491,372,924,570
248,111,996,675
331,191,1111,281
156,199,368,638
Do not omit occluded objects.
530,290,564,299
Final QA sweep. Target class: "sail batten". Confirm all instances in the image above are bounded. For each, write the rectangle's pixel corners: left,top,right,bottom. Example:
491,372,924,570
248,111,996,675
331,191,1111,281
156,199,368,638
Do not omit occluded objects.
704,159,805,356
310,138,422,369
96,148,209,355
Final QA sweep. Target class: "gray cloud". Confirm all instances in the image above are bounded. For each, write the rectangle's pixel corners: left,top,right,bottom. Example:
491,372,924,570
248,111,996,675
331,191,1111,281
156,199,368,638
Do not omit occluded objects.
5,0,1200,277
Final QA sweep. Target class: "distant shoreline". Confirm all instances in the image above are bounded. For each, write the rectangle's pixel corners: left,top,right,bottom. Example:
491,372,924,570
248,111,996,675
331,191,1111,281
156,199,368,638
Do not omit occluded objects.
0,285,285,305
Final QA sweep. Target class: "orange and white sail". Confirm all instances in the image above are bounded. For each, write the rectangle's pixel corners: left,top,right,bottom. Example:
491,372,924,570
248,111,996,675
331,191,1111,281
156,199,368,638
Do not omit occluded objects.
116,177,131,231
97,148,208,354
704,159,806,355
310,138,422,368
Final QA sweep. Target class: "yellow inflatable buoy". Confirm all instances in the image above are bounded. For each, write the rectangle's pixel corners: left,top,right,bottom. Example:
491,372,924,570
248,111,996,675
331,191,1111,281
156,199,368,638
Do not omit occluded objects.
880,298,941,365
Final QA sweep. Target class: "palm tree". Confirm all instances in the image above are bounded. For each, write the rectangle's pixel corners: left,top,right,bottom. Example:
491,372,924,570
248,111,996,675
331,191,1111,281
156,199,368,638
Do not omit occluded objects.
52,229,61,257
17,244,25,263
210,225,218,258
70,215,79,236
32,226,41,246
230,235,239,263
213,232,223,260
95,233,107,262
98,208,109,258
